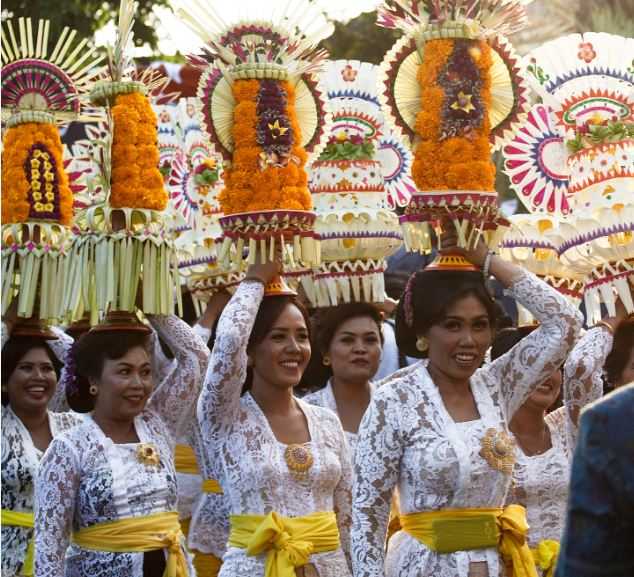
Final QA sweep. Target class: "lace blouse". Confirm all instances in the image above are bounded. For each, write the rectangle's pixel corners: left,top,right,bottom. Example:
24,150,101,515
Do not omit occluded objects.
34,315,209,577
1,407,82,577
351,271,583,577
509,327,611,550
198,281,354,577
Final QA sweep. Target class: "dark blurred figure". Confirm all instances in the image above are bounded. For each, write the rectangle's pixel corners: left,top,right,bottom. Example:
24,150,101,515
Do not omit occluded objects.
555,384,634,577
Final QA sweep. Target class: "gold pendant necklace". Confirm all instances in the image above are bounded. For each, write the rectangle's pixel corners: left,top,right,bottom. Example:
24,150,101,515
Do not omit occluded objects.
479,428,516,475
284,443,314,481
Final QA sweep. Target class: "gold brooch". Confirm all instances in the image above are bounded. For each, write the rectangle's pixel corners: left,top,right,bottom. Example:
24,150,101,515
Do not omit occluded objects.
479,428,515,475
136,443,160,467
284,444,314,481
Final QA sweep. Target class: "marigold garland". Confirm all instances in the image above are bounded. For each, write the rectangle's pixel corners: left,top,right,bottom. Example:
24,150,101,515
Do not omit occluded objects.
1,122,73,226
110,91,168,210
218,79,312,214
412,39,495,192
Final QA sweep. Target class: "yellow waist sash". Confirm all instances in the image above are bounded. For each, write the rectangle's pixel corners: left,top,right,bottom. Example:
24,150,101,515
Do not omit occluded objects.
400,505,537,577
229,511,339,577
531,540,559,577
1,509,34,576
72,511,188,577
174,445,199,475
201,479,223,494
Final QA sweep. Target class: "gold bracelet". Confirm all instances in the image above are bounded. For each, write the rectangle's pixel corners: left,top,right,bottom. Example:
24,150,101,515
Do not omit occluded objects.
594,320,614,335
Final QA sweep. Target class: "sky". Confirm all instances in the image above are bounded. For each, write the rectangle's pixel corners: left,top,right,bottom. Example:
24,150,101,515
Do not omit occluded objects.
95,0,383,57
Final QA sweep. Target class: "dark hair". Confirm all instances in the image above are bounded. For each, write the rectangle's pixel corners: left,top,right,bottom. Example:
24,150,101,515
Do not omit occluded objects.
490,325,537,361
604,319,634,386
395,269,499,358
68,330,150,412
1,337,62,406
300,302,384,392
242,295,311,394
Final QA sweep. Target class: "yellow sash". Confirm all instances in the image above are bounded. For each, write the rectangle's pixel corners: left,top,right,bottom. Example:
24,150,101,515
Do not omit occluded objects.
192,550,222,577
72,511,188,577
201,479,223,494
531,540,559,577
229,511,339,577
1,509,34,576
400,505,537,577
174,445,199,475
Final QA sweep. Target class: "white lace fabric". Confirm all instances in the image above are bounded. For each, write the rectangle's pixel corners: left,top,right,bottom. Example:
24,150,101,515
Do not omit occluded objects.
351,271,583,577
198,281,354,577
1,407,82,577
509,327,611,549
33,315,209,577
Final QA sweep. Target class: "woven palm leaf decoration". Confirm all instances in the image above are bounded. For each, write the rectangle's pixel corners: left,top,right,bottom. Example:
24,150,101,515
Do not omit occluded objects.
306,60,406,307
378,0,531,253
175,0,334,270
1,17,103,323
63,0,181,324
521,32,634,323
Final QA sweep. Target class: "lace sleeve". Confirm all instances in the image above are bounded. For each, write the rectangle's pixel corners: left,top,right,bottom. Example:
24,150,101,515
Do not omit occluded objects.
563,327,611,441
148,328,176,384
192,324,211,346
197,281,264,436
47,326,73,412
481,270,583,419
333,418,353,570
146,315,210,439
34,437,79,577
352,388,404,577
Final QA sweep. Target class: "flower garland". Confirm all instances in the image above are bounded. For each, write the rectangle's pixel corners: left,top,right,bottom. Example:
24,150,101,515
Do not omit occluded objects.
412,38,495,192
319,131,375,161
110,91,168,210
1,123,73,226
218,79,312,214
567,118,634,153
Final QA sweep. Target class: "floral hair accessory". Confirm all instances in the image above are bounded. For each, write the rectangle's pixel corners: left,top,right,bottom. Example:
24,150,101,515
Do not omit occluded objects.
1,17,103,323
403,272,416,328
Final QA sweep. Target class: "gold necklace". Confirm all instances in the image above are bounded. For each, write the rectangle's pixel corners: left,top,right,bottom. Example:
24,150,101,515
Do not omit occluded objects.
284,443,314,481
515,426,550,456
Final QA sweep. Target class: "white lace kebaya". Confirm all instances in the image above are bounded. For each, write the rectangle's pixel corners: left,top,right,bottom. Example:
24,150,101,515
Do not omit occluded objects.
351,271,583,577
198,281,354,577
33,315,209,577
508,327,610,555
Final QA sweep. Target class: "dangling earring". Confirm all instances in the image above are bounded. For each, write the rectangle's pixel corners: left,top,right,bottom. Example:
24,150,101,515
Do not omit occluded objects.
322,356,331,366
416,336,428,353
89,384,98,396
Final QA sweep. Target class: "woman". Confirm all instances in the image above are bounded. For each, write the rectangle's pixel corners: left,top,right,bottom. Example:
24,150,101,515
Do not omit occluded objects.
492,305,626,575
34,313,209,577
351,238,583,577
303,302,383,456
198,261,353,577
604,318,634,389
2,317,82,577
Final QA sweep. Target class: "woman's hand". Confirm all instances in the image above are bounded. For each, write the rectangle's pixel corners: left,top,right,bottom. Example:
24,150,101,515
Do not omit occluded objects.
438,222,488,267
245,260,280,286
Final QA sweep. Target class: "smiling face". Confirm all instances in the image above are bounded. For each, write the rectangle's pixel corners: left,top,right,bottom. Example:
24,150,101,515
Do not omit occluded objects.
327,316,382,386
5,347,57,413
524,369,563,411
92,346,153,421
250,303,311,390
426,294,494,382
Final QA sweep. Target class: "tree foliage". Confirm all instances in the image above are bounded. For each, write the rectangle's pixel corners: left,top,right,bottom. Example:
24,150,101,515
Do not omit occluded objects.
2,0,171,50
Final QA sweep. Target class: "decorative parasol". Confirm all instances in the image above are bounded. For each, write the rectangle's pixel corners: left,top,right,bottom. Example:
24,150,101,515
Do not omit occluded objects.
1,17,103,323
175,0,334,270
377,0,531,253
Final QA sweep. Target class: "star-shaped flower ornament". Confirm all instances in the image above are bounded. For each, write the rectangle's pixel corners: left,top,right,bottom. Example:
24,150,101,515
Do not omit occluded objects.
451,91,476,113
268,119,289,139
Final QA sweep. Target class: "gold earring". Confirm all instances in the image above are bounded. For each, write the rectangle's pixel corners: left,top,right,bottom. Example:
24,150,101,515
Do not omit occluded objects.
322,356,331,366
89,384,98,396
416,336,428,353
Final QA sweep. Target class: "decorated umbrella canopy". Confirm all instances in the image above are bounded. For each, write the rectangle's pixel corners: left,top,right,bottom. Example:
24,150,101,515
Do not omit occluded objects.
175,0,334,273
62,0,181,324
377,0,531,254
1,17,103,327
306,59,411,307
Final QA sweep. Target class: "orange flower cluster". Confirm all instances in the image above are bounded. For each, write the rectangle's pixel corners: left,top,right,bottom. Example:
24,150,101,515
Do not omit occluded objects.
412,39,495,192
218,79,312,214
111,91,167,210
1,123,73,226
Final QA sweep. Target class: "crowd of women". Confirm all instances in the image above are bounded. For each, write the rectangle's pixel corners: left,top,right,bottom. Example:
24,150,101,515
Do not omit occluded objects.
2,237,633,577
